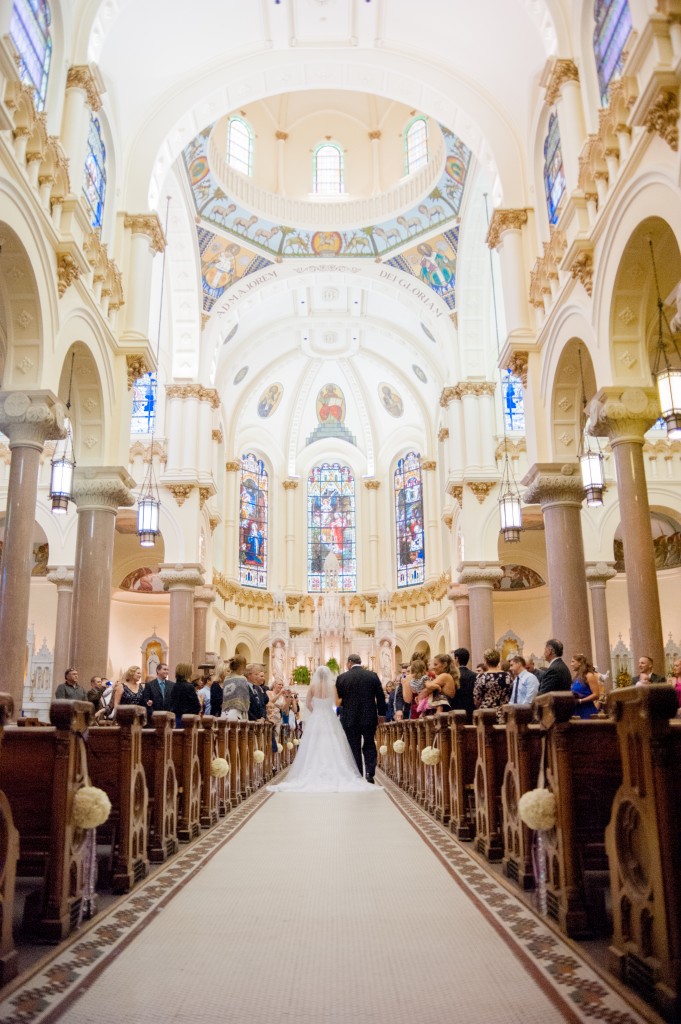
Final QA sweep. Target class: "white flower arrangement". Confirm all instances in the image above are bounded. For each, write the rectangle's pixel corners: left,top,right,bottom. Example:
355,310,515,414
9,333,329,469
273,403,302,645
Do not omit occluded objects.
379,744,388,756
276,742,284,754
286,741,293,751
210,757,230,778
518,787,557,831
72,785,112,830
421,746,441,766
393,739,406,754
253,749,265,764
293,738,300,746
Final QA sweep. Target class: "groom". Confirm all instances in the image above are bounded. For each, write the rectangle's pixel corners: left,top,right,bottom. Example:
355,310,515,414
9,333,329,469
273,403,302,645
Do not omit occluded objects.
336,653,386,783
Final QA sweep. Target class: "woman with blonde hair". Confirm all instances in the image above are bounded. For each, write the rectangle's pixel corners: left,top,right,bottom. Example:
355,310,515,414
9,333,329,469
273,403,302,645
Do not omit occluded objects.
570,653,599,718
112,665,145,716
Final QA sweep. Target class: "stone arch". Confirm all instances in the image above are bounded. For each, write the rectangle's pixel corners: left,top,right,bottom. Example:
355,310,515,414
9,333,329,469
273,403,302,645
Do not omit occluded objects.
56,340,106,465
0,216,51,388
550,337,597,462
234,639,252,663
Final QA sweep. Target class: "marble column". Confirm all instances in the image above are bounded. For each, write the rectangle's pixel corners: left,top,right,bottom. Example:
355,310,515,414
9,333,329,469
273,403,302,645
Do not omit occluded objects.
47,566,74,692
585,562,617,684
159,565,205,671
544,60,585,193
486,209,530,342
70,468,135,686
0,391,65,711
364,479,380,590
448,584,471,654
60,66,102,193
224,459,241,580
193,585,216,667
589,386,664,671
122,214,166,342
457,564,502,667
421,460,441,581
523,463,592,662
283,479,299,589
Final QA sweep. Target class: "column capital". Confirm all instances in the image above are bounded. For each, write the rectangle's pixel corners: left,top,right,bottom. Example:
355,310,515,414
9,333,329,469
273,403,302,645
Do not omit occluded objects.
123,213,167,253
73,466,136,512
585,561,617,586
544,58,580,107
368,130,382,141
522,462,584,508
421,460,437,471
439,385,461,407
282,478,299,490
0,390,66,448
363,478,381,489
459,381,497,398
66,64,103,111
456,562,503,588
159,564,205,590
194,584,216,607
588,386,661,445
46,565,74,591
505,349,528,387
275,130,289,141
126,353,152,389
225,459,242,472
486,208,528,249
166,383,220,407
447,583,469,604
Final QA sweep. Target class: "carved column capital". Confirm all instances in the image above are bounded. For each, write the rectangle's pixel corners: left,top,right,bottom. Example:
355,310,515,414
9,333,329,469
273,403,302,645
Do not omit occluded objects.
421,460,437,471
486,209,528,249
439,385,461,407
447,583,469,604
275,130,289,141
194,585,216,608
506,350,528,387
72,467,136,512
0,390,66,448
126,353,151,388
159,564,205,591
124,213,167,253
588,386,661,445
66,64,102,112
644,88,679,151
467,481,496,503
225,460,242,473
56,252,81,297
438,426,449,442
458,381,497,398
167,484,194,506
368,130,382,141
46,565,75,591
522,462,585,508
585,561,617,587
544,58,580,107
364,479,381,489
282,479,299,490
570,251,594,296
456,563,503,588
212,429,224,443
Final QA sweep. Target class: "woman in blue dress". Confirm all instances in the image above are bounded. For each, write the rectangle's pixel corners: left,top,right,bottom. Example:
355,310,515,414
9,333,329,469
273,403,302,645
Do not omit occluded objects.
569,653,600,717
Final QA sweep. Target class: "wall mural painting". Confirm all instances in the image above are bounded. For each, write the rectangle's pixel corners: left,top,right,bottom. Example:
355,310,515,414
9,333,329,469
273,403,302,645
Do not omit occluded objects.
119,566,165,593
182,124,471,260
198,227,273,315
493,565,546,591
306,383,357,446
308,463,356,592
257,383,284,418
0,536,48,576
379,383,404,418
395,452,425,588
384,227,458,309
239,453,268,589
614,512,681,572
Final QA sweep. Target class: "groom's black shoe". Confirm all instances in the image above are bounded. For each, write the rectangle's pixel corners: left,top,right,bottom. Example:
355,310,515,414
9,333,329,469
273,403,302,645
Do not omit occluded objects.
366,775,375,784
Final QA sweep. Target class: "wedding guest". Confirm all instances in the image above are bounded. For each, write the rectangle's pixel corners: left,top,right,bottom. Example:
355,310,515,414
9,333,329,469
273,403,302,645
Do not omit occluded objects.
570,654,600,717
55,667,87,701
196,665,213,715
112,666,146,716
396,658,428,719
508,655,539,705
667,657,681,713
419,654,459,713
537,639,572,695
143,663,175,723
451,649,477,723
170,663,201,726
221,656,250,721
87,675,106,712
384,681,396,722
632,654,666,684
473,649,512,721
246,663,269,721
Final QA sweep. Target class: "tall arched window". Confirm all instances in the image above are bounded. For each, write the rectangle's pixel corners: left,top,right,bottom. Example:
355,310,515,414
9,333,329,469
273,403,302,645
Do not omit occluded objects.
502,370,525,432
543,111,566,226
308,463,356,591
10,0,52,112
405,117,428,174
130,372,157,434
313,143,344,195
239,453,268,589
594,0,632,105
83,116,107,229
395,452,425,588
227,117,253,176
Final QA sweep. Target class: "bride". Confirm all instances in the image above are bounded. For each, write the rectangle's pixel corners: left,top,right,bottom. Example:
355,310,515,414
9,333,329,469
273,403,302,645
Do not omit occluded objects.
268,666,379,793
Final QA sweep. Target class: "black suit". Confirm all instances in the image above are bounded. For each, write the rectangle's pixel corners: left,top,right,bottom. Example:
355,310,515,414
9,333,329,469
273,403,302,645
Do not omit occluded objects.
142,678,175,723
451,666,477,722
631,673,666,684
537,658,572,695
335,665,386,779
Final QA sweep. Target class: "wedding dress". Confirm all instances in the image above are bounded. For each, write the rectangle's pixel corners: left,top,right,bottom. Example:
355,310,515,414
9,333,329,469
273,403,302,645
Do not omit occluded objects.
268,669,379,793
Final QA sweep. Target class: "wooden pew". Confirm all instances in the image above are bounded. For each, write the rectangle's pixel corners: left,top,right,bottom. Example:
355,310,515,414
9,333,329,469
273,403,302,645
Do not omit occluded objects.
214,718,230,816
1,700,92,941
448,712,477,841
140,711,178,862
535,692,622,938
500,704,543,890
431,714,452,824
473,709,507,861
198,716,219,828
0,694,18,984
172,716,202,842
606,685,681,1020
237,721,252,799
87,705,149,893
226,721,242,808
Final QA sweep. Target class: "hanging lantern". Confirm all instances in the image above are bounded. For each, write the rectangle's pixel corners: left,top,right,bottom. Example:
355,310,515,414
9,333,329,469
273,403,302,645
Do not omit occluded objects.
579,439,605,507
49,416,75,514
137,460,161,547
649,239,681,440
498,455,522,542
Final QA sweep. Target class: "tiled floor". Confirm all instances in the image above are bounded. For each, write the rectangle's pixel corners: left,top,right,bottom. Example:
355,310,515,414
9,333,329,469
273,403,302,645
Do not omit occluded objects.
0,776,656,1024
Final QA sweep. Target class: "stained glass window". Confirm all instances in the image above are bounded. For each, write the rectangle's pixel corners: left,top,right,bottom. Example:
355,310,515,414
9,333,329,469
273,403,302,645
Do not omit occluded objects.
543,112,566,226
307,463,356,591
239,453,268,589
502,369,525,432
405,118,428,174
594,0,632,105
227,117,253,176
313,143,344,195
395,452,425,588
130,372,157,434
10,0,52,111
83,117,107,229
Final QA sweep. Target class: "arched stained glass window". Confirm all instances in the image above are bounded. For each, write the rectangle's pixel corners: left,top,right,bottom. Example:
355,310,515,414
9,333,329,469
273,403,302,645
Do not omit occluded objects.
239,453,268,589
405,117,428,174
130,372,157,434
594,0,632,105
10,0,52,111
502,369,525,432
83,116,107,229
227,117,253,176
308,463,356,591
395,452,425,588
543,111,566,226
313,143,344,195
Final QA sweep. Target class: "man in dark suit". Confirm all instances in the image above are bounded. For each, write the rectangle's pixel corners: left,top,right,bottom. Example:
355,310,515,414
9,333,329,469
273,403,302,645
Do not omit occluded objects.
537,639,572,695
451,648,477,723
631,655,666,684
143,663,175,724
336,653,386,783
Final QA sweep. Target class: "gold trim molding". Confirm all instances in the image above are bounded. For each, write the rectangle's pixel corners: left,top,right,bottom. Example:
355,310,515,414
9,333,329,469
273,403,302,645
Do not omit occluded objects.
123,213,167,253
66,65,102,112
467,481,496,503
166,384,220,408
486,209,528,249
167,484,194,507
544,59,579,107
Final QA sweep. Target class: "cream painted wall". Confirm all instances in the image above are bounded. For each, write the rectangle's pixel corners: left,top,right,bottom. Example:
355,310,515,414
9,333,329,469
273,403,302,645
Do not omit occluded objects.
109,591,169,682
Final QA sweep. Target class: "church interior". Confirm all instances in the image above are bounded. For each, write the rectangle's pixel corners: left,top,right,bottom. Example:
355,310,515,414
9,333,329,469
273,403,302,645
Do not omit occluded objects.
0,0,680,1021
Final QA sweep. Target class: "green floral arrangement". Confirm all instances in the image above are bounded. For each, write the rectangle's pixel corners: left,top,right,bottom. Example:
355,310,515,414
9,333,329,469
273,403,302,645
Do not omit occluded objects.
326,657,341,675
292,665,310,686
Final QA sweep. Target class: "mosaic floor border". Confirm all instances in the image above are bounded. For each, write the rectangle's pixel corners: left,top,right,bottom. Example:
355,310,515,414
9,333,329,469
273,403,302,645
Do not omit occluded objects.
0,782,274,1024
379,772,662,1024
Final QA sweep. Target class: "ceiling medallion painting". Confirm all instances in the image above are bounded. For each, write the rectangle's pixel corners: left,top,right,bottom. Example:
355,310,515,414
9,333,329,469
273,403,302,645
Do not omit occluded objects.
199,228,273,315
421,322,437,343
378,383,404,417
233,366,249,385
412,365,428,384
257,383,284,418
384,228,458,310
306,383,357,447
